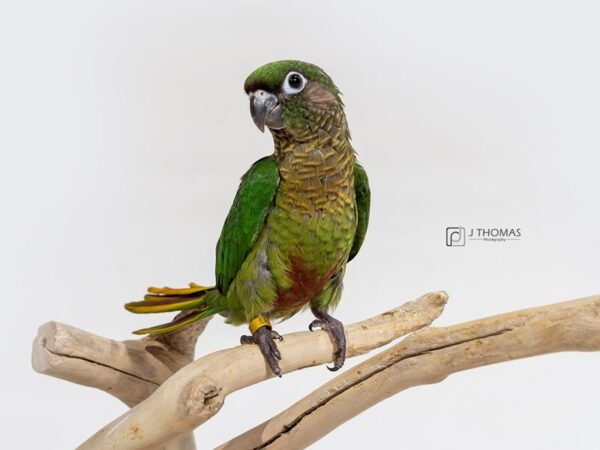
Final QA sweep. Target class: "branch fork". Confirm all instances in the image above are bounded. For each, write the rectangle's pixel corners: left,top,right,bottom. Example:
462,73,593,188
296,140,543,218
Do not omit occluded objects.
31,291,600,449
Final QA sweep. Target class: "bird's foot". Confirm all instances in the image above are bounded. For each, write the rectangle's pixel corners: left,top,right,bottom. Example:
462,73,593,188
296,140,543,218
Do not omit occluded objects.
240,317,284,377
309,310,346,371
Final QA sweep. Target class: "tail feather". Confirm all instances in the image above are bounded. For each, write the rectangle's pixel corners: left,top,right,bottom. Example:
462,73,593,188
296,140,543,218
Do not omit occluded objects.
146,283,212,297
131,306,219,335
124,282,220,334
124,296,207,314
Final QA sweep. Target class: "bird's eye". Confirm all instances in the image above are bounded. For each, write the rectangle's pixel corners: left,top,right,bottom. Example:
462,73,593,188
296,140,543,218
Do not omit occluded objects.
283,71,307,95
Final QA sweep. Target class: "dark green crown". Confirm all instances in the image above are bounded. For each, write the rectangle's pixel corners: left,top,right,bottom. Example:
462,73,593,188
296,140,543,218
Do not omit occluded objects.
244,60,339,96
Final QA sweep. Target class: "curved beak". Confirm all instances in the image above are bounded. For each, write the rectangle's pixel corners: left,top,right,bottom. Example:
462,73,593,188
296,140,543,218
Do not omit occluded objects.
249,90,283,132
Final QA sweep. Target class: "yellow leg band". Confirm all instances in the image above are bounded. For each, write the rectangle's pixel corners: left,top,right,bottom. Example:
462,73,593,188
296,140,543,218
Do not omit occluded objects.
249,316,271,334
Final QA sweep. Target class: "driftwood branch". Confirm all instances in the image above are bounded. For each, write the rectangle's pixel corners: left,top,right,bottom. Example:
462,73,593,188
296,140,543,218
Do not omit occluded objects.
32,311,213,450
69,291,448,449
31,292,600,450
217,294,600,450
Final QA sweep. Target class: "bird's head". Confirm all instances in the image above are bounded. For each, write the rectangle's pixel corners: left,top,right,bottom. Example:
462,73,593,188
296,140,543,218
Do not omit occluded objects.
244,60,346,140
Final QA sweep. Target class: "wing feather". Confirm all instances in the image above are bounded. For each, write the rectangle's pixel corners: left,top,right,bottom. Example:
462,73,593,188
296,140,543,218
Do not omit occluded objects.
349,161,370,261
215,156,280,294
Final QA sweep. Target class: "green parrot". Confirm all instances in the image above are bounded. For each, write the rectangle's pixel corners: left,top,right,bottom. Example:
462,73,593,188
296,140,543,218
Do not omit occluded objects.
125,60,370,376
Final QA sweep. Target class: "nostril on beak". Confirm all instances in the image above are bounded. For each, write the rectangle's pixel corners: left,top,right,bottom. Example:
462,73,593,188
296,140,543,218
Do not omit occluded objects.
249,90,281,133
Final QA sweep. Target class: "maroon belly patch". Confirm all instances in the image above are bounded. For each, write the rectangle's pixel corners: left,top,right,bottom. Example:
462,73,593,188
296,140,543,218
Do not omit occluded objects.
273,258,335,312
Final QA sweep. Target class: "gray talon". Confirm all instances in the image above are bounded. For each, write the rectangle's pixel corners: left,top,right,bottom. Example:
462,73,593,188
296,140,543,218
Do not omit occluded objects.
240,327,283,376
272,330,284,341
309,307,346,371
308,319,323,332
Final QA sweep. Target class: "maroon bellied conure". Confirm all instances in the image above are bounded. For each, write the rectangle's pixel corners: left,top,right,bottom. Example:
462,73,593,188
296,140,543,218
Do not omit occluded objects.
125,60,370,376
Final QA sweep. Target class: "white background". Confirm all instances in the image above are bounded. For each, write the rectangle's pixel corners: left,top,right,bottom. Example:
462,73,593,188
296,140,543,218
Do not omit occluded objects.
2,1,599,448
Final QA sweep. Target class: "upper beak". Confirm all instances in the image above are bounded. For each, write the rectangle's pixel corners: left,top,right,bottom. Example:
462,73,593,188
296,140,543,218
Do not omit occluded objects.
249,90,283,132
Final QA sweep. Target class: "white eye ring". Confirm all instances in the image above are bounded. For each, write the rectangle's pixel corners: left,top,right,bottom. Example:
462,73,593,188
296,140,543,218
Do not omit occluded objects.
282,71,307,95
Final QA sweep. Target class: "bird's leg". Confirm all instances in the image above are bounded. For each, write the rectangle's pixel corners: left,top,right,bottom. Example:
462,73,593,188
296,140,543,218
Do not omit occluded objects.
308,306,346,371
240,316,284,377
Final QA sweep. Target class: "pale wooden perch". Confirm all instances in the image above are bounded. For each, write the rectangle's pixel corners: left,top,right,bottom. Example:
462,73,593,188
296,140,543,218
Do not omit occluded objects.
31,292,600,450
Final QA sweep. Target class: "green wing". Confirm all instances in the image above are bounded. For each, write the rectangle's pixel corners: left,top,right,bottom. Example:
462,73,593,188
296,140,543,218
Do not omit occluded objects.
348,161,370,261
216,156,280,294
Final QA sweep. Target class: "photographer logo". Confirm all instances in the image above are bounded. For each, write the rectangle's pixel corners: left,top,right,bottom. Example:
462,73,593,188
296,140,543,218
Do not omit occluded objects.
446,226,521,247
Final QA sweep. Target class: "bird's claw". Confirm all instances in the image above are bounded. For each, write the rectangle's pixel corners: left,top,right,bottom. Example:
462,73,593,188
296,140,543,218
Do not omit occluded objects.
308,313,346,371
241,327,283,377
327,346,345,372
308,319,323,332
271,330,284,341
